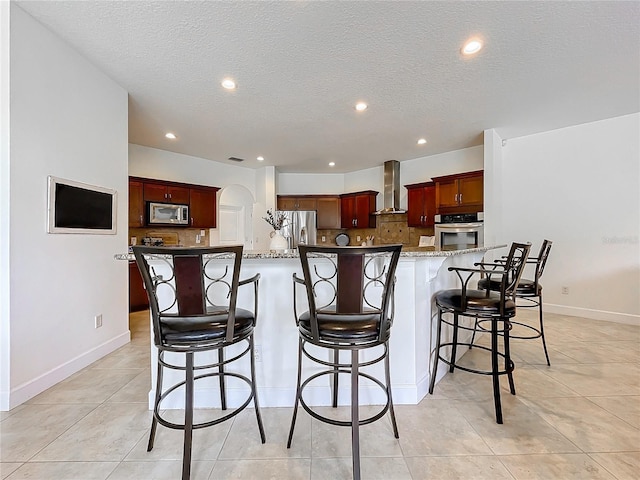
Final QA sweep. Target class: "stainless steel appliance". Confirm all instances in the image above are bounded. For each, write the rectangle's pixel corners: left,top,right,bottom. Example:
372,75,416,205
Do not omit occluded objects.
147,202,189,225
435,212,484,249
277,210,317,249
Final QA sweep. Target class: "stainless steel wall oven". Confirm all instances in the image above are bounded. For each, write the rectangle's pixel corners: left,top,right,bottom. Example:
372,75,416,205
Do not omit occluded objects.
434,212,484,249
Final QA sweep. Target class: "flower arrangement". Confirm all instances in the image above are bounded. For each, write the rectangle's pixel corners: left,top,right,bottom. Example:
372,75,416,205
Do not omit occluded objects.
262,209,286,231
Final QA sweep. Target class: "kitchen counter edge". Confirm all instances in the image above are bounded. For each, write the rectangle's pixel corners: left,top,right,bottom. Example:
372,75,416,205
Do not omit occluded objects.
115,244,506,261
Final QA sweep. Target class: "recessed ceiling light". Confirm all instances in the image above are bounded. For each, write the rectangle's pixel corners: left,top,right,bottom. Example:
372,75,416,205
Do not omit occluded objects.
257,156,264,161
221,78,236,90
462,39,482,55
329,162,336,167
165,132,176,139
355,102,368,112
417,138,427,145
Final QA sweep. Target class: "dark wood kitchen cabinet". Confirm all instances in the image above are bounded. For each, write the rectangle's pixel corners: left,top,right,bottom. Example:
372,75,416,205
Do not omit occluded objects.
316,196,341,229
143,181,190,204
340,191,378,228
129,177,219,228
189,186,219,228
433,170,483,214
276,196,317,211
129,261,149,311
128,179,145,227
405,181,436,227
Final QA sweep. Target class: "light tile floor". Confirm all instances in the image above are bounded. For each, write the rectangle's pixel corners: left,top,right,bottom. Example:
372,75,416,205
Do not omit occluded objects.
1,309,638,479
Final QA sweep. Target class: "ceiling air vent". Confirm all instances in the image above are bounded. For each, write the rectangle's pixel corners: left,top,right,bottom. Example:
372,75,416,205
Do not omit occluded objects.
227,156,245,162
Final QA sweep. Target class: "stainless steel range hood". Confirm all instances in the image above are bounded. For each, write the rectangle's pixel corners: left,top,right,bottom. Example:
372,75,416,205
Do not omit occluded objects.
375,160,405,214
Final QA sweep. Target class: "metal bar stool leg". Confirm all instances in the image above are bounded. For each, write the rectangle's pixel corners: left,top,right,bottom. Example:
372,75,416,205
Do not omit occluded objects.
332,349,339,408
429,307,444,394
491,318,503,424
182,352,194,480
351,349,361,480
538,293,551,366
384,342,399,438
218,348,227,410
147,352,164,452
504,319,516,395
287,338,304,448
249,335,266,443
469,317,479,348
449,313,459,373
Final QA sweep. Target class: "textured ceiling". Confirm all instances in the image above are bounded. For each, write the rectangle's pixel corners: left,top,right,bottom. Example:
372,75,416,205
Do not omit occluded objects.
16,1,640,174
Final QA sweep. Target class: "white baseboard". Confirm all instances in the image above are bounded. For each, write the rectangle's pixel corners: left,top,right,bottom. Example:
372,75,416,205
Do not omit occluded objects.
545,304,640,326
7,331,130,409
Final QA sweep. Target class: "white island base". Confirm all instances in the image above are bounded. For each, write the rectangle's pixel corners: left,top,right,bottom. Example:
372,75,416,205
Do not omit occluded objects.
137,246,503,409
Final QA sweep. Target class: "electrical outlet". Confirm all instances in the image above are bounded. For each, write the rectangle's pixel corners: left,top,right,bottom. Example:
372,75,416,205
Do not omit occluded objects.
254,344,262,362
195,234,201,244
561,286,569,295
200,230,206,236
321,235,326,242
94,314,103,328
356,235,361,242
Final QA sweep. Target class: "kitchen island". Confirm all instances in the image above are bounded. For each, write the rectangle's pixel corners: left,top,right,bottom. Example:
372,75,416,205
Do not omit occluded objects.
117,245,505,408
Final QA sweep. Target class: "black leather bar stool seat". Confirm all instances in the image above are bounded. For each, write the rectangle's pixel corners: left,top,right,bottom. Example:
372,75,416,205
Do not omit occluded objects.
287,244,402,480
429,242,531,424
133,245,265,480
477,239,553,365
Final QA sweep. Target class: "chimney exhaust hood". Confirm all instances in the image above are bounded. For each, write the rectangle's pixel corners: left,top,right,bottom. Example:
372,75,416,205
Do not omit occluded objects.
375,160,405,214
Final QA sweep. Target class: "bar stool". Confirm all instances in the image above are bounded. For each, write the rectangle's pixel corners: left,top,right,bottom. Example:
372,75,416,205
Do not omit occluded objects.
133,245,265,480
476,239,553,365
429,242,531,424
287,244,402,480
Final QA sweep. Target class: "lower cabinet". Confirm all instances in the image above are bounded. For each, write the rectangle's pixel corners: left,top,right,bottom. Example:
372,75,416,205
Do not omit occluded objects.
129,261,149,312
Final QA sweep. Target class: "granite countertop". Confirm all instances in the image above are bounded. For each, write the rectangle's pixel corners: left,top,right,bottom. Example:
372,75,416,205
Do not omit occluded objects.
115,244,506,261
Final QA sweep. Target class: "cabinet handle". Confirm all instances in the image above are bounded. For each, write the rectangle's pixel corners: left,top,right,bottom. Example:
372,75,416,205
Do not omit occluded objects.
139,215,143,226
168,193,172,200
459,193,462,203
191,217,194,226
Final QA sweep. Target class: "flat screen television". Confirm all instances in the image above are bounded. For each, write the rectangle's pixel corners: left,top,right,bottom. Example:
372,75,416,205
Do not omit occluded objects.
47,176,117,234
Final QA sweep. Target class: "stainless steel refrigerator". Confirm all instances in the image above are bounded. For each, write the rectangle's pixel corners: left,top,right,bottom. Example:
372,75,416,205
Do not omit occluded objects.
277,210,317,249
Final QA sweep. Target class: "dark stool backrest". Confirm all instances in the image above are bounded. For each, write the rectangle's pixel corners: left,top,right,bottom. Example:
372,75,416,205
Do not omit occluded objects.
133,245,243,345
297,244,402,343
533,239,553,287
501,242,532,310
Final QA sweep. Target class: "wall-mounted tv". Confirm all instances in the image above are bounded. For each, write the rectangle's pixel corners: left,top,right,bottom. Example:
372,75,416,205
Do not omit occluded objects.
47,176,117,234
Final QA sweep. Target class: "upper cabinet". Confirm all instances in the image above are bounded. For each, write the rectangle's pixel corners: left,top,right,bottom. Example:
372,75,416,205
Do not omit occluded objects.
189,186,219,228
277,195,341,229
405,182,436,227
277,196,317,211
432,170,483,214
129,177,219,228
128,179,145,228
340,191,378,229
143,181,190,204
316,196,341,229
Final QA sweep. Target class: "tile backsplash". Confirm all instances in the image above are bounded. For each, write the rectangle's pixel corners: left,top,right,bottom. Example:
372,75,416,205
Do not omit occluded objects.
130,215,432,248
129,228,208,247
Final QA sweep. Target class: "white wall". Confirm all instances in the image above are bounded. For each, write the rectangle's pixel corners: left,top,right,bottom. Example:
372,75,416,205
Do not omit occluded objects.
488,114,640,323
0,0,11,411
277,173,344,195
4,5,130,409
129,144,256,192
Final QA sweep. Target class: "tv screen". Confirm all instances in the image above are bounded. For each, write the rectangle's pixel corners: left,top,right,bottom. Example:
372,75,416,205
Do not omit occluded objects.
47,176,117,234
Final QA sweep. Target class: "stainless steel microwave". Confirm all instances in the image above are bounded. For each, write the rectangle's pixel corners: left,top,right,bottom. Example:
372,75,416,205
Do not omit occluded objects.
147,202,189,225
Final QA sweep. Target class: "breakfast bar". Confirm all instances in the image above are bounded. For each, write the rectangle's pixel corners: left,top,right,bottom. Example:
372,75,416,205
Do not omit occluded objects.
118,245,504,409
